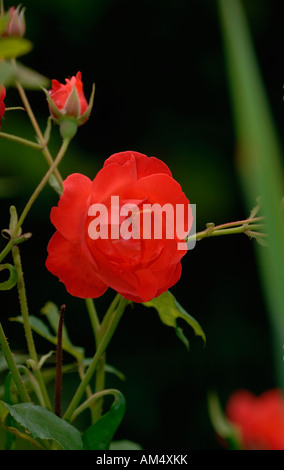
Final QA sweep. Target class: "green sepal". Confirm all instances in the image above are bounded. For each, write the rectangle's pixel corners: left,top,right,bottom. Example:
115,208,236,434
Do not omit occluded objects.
77,82,95,125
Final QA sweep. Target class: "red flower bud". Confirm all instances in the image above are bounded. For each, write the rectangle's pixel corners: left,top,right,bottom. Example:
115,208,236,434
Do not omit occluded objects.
4,5,26,37
0,84,6,130
44,72,95,130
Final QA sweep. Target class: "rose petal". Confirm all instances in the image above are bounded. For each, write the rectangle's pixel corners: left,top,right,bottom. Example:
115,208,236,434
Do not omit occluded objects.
50,173,92,243
46,231,108,298
104,151,172,179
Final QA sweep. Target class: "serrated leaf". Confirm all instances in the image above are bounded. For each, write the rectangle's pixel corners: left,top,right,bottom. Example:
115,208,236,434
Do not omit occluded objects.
143,291,206,349
0,401,83,450
82,390,126,450
0,37,33,59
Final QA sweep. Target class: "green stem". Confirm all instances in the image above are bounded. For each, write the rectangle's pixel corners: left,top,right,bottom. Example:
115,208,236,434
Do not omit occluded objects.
13,69,63,188
13,137,70,236
63,296,129,421
84,298,106,422
85,295,121,422
12,245,52,410
0,131,42,150
70,389,118,423
0,322,30,403
100,293,121,337
187,221,266,244
54,305,65,417
85,298,100,346
0,138,70,264
0,421,47,450
0,235,29,264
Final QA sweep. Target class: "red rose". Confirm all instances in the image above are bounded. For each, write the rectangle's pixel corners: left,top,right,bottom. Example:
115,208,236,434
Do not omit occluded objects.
0,84,6,130
46,151,192,302
226,389,284,450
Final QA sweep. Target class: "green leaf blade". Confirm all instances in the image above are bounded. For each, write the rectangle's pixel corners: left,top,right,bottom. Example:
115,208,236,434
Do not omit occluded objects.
218,0,284,387
82,390,126,450
0,402,83,450
143,291,206,349
0,38,33,59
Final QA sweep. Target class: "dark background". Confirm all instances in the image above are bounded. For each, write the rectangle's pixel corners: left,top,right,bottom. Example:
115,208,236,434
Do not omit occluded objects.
0,0,283,449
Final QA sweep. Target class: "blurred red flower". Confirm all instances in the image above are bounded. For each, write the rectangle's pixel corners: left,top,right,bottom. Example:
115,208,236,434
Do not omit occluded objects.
0,84,6,130
226,389,284,450
46,151,192,302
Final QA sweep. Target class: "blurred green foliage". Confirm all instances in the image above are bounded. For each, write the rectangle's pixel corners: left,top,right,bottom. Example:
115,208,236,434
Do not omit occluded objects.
0,0,283,450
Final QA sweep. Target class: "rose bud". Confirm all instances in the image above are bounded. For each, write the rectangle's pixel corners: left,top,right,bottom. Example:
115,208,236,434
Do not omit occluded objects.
43,71,95,139
5,5,26,37
0,84,6,130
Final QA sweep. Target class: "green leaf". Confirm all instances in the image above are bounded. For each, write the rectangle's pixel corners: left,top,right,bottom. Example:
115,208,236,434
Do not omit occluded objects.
0,61,14,85
0,17,9,36
10,312,84,361
0,264,18,291
218,0,284,387
41,301,84,360
3,374,17,450
13,62,50,89
82,390,126,450
110,440,143,450
0,60,49,89
104,364,126,381
0,37,33,59
0,401,83,450
143,291,206,350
